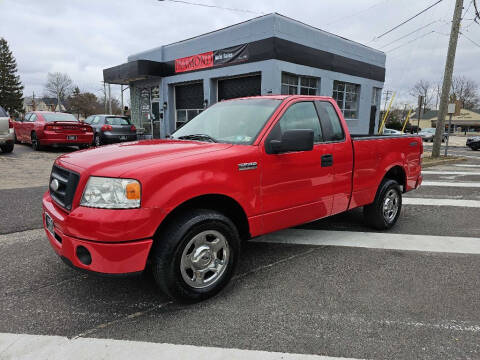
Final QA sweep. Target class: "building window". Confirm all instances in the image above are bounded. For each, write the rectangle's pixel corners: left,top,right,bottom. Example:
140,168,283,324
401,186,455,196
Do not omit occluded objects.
372,87,382,107
333,81,360,119
176,109,202,129
281,73,318,95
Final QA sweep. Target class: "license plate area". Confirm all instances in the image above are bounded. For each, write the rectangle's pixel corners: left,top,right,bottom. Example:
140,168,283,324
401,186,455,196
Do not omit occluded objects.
45,212,54,235
120,136,127,140
67,135,77,140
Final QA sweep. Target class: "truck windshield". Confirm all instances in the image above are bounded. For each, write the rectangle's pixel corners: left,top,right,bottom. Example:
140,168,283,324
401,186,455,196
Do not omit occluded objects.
172,98,281,144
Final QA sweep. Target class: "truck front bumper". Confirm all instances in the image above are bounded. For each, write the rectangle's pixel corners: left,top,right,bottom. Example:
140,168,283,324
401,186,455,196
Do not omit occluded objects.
42,192,154,275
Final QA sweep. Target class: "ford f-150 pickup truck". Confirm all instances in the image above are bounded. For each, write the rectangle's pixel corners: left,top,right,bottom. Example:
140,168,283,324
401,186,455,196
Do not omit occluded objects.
42,95,422,302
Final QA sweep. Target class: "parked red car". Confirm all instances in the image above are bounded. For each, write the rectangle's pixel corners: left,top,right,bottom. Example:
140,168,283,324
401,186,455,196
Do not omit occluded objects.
14,111,93,150
42,95,422,302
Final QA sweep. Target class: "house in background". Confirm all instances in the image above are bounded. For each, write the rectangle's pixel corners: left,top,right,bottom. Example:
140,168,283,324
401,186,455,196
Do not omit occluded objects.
23,96,66,113
419,108,480,132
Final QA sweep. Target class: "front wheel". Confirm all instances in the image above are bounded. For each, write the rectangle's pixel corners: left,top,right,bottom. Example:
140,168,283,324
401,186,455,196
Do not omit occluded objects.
94,134,101,147
0,142,14,153
151,209,240,302
364,179,402,230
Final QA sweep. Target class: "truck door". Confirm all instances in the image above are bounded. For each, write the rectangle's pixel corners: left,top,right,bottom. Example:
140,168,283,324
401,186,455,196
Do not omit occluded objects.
260,101,334,234
315,100,353,215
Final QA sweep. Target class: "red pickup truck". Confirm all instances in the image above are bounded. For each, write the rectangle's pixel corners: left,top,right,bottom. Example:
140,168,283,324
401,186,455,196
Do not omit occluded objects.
42,95,422,302
14,111,93,150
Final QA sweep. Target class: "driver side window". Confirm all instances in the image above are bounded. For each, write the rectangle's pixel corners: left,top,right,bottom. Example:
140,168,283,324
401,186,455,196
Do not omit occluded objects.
274,102,323,143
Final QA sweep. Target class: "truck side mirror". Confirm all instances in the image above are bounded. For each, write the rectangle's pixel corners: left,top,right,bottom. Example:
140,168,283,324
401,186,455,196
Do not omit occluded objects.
269,129,314,154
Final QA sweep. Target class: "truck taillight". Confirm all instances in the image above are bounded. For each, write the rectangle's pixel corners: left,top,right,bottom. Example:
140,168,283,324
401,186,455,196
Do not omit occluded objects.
130,125,136,132
101,124,112,131
44,125,62,131
8,118,13,128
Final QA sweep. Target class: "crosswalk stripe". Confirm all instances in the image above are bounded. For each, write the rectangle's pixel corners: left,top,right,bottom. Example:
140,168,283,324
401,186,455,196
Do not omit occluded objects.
422,171,480,175
421,181,480,188
0,333,360,360
255,229,480,254
455,164,480,168
403,198,480,207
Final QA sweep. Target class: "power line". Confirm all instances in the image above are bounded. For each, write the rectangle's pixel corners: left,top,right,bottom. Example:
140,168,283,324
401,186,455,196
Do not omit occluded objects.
370,0,444,42
157,0,262,14
385,30,436,53
460,31,480,47
325,0,390,26
379,20,439,49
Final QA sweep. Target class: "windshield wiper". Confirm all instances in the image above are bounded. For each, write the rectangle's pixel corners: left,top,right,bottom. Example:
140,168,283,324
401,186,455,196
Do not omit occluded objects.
177,134,218,143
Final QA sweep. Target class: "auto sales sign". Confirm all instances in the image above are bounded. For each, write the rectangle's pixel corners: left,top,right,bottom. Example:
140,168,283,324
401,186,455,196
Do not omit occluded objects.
175,44,249,73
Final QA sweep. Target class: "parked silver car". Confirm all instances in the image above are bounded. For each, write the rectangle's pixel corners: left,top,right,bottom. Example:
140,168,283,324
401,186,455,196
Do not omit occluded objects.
0,105,14,153
418,128,447,142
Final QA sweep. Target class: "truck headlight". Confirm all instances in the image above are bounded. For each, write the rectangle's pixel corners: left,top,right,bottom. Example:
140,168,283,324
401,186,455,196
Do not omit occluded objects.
80,177,141,209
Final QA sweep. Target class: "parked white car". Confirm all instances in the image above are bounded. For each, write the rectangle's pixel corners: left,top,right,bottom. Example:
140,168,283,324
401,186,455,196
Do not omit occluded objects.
0,105,14,153
383,128,403,135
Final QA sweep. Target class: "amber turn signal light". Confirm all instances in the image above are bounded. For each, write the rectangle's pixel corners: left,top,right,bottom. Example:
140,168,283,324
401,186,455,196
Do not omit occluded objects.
125,182,141,200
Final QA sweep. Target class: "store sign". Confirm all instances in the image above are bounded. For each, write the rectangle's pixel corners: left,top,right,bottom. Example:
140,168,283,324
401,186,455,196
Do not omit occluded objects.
175,44,249,73
175,51,214,73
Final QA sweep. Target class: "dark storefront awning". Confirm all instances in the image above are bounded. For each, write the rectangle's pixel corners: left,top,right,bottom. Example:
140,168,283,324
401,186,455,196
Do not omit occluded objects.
103,60,164,85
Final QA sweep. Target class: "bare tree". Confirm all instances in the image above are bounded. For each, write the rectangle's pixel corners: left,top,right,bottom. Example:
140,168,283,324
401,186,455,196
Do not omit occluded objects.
410,80,435,114
44,72,73,111
451,76,479,109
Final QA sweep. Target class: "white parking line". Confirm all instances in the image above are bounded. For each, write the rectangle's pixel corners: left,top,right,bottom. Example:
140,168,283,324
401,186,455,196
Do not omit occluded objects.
0,333,360,360
255,229,480,254
421,181,480,187
422,171,480,175
455,164,480,168
403,198,480,207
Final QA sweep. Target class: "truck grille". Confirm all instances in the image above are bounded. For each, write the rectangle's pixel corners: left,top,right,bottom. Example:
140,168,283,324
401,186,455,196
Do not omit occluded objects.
50,164,80,211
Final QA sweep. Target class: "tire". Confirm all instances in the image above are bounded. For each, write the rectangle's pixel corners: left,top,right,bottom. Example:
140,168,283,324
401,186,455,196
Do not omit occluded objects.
151,209,240,303
94,134,101,147
0,142,14,153
364,179,402,230
31,132,42,151
14,131,19,144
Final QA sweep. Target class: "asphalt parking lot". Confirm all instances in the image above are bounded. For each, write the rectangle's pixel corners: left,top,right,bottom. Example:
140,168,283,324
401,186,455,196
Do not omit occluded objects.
1,142,480,359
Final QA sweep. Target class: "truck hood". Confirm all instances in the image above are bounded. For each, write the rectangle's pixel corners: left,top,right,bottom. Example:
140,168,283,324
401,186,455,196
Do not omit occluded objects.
57,139,232,174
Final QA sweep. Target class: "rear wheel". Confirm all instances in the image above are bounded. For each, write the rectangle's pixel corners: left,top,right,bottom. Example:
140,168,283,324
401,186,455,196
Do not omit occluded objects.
364,179,402,230
31,132,42,151
14,131,19,144
151,209,240,302
0,142,14,153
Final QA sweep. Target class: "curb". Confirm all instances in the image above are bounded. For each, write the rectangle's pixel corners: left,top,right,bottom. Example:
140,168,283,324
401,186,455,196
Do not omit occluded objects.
422,157,467,168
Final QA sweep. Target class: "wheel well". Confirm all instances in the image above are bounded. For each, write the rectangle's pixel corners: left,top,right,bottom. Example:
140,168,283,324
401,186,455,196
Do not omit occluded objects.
156,194,251,241
383,166,406,192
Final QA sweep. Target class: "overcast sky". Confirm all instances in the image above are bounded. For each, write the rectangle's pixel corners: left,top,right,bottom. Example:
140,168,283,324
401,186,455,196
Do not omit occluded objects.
0,0,478,107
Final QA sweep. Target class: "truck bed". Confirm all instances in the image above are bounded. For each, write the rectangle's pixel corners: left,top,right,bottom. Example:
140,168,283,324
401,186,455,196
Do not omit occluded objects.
348,134,423,210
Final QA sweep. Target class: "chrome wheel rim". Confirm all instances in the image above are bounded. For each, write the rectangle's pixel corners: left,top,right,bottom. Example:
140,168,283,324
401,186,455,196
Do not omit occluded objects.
95,136,100,146
180,230,230,289
383,189,399,222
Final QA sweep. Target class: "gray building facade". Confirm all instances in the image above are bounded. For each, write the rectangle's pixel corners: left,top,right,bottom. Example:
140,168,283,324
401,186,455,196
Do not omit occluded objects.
104,13,386,138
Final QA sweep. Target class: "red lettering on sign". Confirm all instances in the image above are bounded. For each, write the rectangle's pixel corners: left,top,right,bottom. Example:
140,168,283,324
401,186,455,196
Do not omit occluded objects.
175,51,214,73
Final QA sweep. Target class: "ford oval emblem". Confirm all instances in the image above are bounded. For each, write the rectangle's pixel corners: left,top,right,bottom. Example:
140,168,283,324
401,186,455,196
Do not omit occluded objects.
50,179,60,192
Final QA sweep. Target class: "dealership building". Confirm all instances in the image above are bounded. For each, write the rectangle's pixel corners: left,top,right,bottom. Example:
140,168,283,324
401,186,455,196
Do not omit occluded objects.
104,13,386,138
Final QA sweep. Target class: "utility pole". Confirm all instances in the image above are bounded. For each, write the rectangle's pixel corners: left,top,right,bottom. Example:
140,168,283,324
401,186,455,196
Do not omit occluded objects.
103,82,107,114
432,0,463,158
416,95,424,133
383,90,392,111
120,85,124,114
108,83,112,114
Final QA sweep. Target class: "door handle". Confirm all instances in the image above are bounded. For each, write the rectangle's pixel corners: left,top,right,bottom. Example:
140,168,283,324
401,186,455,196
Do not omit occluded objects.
321,154,333,167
